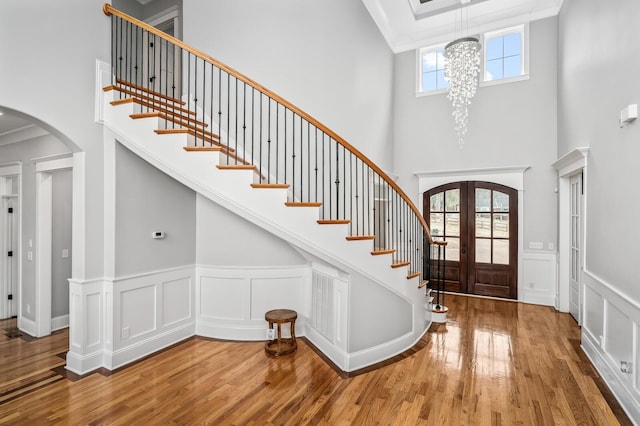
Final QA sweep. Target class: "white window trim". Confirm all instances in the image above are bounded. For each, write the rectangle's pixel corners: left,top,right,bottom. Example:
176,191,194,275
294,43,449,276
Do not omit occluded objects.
416,23,530,97
482,24,529,83
416,43,448,97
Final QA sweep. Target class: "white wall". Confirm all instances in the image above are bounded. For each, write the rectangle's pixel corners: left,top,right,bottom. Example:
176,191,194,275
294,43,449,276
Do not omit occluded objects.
0,136,71,321
0,0,111,282
558,0,640,298
196,194,306,267
392,17,559,251
559,0,640,420
115,143,196,277
182,0,395,170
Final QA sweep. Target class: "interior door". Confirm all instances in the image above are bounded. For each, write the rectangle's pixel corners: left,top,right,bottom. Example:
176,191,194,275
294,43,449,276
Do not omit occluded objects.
1,177,18,319
569,173,582,323
424,181,518,299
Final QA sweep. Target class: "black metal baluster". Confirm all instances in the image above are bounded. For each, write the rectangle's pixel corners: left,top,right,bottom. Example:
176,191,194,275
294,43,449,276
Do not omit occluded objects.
226,72,230,164
267,98,271,183
335,141,340,220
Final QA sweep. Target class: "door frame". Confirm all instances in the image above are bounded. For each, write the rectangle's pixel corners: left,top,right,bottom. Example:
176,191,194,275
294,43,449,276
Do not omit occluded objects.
34,154,73,337
415,166,528,301
553,148,588,316
0,162,22,320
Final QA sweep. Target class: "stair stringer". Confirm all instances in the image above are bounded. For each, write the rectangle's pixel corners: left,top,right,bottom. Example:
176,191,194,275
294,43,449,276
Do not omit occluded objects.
103,94,431,372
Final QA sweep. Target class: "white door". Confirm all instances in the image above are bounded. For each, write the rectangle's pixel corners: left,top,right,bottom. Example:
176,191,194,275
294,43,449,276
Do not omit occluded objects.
569,173,583,324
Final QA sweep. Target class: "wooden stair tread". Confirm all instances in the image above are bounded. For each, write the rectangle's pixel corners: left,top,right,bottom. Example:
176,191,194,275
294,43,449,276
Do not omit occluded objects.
130,111,209,130
104,84,186,107
284,202,322,207
346,235,375,241
418,280,429,289
155,128,228,151
110,97,196,116
216,164,256,170
407,272,421,280
317,219,350,225
371,249,395,256
251,183,290,189
183,146,223,152
391,261,411,269
115,79,186,105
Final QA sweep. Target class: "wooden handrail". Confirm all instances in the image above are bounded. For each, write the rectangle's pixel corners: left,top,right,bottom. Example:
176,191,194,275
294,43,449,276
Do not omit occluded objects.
103,4,433,243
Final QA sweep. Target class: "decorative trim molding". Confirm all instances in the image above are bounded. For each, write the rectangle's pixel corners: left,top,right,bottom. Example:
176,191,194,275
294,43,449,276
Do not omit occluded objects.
414,165,530,192
582,269,640,421
553,147,589,177
51,314,69,331
414,165,529,304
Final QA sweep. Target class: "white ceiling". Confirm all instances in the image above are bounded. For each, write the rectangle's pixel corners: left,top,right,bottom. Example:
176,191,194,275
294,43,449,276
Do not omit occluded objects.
362,0,564,53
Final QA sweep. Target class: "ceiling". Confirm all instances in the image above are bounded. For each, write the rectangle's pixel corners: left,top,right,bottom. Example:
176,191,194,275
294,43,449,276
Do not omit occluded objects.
0,109,49,147
362,0,564,52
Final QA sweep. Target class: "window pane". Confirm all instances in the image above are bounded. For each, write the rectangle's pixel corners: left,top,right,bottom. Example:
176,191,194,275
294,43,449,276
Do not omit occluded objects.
436,69,448,88
486,58,503,81
493,213,509,238
423,51,437,72
445,237,460,262
476,189,491,212
503,33,521,57
486,37,503,61
445,213,460,237
430,193,443,212
493,191,509,212
430,213,444,237
422,71,437,91
476,213,491,238
436,49,446,69
445,189,460,212
504,55,521,78
476,239,491,263
494,240,509,264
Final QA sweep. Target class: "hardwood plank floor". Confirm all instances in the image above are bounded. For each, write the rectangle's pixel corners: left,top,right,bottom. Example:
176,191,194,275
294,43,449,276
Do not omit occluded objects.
0,295,632,425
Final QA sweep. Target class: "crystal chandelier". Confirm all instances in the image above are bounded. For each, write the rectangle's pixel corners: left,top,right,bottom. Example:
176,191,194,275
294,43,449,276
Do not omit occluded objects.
444,36,481,147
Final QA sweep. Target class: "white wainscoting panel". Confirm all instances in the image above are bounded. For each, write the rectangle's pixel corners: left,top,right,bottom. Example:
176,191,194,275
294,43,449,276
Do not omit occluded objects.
103,266,195,370
121,284,156,340
196,265,309,341
305,265,350,371
163,277,192,327
521,251,557,306
65,278,105,375
581,270,640,422
200,276,247,320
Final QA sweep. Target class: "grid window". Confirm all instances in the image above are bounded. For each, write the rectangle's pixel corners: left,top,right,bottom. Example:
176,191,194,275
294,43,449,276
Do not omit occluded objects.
419,47,448,92
485,30,523,81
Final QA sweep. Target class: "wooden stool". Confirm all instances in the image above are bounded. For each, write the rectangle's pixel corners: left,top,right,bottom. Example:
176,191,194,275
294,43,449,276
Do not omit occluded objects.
265,309,297,356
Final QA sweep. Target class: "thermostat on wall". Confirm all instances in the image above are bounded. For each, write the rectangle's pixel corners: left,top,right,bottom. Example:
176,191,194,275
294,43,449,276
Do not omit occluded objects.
152,231,165,239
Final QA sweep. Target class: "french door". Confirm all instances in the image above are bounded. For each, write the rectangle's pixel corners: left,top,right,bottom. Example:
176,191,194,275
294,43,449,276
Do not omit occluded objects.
569,173,582,323
424,181,518,299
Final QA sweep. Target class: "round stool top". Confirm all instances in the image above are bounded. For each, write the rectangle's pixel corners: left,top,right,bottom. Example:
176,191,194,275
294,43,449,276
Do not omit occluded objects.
265,309,297,322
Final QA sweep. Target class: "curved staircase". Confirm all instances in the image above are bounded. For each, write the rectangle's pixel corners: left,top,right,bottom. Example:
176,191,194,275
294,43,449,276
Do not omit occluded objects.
100,4,443,373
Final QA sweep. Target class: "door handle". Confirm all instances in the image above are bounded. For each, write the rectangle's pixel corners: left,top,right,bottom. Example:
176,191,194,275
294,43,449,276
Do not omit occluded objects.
461,247,467,254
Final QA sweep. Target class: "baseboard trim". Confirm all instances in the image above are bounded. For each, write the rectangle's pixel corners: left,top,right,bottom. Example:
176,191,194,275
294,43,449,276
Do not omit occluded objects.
18,316,37,337
582,329,640,423
51,314,69,331
103,322,195,370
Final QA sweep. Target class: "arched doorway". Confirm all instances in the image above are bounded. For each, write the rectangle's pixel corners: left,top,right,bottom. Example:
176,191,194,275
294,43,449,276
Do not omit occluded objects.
424,181,518,299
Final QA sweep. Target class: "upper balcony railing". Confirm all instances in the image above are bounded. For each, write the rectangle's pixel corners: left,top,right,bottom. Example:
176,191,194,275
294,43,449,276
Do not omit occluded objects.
103,4,442,284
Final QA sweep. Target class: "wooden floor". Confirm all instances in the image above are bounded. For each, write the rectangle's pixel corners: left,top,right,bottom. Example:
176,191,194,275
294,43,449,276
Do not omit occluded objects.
0,294,631,425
